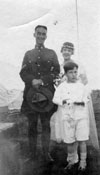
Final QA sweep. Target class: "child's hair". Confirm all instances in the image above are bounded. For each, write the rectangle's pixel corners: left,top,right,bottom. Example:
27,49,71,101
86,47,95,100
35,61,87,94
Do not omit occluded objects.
63,61,78,73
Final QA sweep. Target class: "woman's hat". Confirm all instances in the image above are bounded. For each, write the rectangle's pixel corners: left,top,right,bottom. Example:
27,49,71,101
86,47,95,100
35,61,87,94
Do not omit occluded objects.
26,86,54,113
61,42,74,53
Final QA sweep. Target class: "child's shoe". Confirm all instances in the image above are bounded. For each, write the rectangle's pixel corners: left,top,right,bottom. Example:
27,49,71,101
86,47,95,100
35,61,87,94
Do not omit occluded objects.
64,161,75,170
78,160,87,175
78,160,86,170
64,161,78,175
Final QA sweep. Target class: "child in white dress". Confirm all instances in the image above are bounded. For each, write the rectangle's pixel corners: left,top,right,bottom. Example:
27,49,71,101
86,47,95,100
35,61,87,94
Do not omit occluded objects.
51,61,90,171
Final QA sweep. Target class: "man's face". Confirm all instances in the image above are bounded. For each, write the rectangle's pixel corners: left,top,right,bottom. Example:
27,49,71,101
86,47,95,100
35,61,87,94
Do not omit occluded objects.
34,27,47,45
62,47,73,60
66,67,78,83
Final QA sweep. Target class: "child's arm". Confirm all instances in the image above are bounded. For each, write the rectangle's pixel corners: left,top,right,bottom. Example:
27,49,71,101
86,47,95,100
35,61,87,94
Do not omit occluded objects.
82,84,91,103
77,61,88,85
53,86,63,105
53,83,67,106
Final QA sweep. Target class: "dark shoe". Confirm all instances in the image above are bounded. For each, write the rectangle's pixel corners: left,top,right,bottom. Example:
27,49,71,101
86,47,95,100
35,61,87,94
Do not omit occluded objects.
64,162,78,175
64,162,78,170
78,168,87,175
42,152,55,164
78,162,87,175
48,153,54,162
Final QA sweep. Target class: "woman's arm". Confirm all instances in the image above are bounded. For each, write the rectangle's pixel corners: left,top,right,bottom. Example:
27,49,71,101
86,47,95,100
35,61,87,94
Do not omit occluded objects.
78,62,88,85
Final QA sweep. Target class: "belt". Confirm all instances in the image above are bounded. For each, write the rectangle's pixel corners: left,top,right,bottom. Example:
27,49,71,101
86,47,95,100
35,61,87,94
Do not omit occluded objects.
74,102,85,106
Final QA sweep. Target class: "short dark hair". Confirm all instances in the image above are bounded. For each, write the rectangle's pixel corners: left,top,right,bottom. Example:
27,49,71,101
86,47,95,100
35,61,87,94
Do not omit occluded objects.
64,61,78,73
35,25,47,31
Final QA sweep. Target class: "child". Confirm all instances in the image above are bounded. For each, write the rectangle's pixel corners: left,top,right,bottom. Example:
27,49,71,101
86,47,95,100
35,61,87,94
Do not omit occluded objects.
51,61,90,171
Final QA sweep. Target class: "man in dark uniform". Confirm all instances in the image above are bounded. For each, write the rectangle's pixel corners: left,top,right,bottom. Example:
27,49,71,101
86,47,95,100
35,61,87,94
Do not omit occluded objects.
20,25,60,161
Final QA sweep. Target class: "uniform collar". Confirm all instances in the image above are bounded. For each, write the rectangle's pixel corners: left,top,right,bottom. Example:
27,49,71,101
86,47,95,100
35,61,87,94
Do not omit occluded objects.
35,44,45,50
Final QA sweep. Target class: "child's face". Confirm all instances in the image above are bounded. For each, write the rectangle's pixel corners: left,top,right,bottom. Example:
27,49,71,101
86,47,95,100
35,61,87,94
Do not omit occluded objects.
62,47,73,60
65,67,78,83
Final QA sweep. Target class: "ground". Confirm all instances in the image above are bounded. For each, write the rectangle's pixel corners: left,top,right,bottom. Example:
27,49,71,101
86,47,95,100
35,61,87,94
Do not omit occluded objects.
0,91,100,175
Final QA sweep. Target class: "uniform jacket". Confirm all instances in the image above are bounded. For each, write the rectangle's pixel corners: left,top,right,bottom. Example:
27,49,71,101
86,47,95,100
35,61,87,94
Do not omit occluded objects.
20,45,60,114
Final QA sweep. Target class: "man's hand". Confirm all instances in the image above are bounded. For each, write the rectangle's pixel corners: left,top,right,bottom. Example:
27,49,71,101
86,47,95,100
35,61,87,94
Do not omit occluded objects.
32,79,43,88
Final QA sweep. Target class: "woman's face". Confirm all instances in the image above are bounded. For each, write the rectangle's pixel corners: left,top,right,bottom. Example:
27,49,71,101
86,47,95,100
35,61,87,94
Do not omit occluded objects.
62,47,73,60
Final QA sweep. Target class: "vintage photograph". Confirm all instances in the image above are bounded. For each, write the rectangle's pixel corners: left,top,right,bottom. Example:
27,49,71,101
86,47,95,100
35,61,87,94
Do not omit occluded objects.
0,0,100,174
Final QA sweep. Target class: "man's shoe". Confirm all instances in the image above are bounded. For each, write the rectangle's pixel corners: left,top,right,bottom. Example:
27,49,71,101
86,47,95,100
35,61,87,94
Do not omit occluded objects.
43,152,54,164
48,153,54,162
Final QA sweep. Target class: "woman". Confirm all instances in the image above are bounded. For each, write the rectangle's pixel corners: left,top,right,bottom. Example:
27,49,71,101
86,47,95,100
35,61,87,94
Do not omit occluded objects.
50,42,99,155
56,42,88,86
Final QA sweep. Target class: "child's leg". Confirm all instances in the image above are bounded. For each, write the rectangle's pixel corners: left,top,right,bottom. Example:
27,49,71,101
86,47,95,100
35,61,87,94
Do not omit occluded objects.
73,141,78,163
67,141,78,167
79,141,87,169
76,117,89,170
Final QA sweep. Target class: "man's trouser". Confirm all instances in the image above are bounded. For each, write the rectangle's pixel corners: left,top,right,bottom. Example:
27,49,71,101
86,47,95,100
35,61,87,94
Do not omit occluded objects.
27,111,51,160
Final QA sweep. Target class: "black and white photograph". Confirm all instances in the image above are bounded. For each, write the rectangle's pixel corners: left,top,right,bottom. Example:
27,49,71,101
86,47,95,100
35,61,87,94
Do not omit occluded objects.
0,0,100,174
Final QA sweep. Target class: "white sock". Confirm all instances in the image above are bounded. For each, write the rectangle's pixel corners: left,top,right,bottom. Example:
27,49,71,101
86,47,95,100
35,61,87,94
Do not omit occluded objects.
79,152,87,168
67,152,78,164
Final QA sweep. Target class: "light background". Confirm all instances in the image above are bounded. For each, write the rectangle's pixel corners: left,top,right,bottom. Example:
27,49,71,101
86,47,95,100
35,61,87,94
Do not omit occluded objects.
0,0,100,90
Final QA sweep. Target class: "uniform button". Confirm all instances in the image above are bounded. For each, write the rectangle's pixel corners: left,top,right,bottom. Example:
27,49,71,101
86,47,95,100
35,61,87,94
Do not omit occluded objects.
38,50,40,52
38,72,40,75
51,66,54,71
37,64,40,67
38,56,40,59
